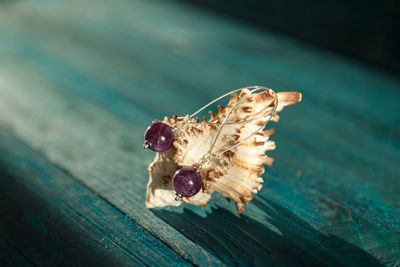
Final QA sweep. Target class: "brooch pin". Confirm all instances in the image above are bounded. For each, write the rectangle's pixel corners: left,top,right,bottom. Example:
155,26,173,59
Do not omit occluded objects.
144,86,301,213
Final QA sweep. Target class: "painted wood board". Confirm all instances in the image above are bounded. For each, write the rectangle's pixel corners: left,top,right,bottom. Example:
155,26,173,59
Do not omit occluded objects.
0,0,399,265
0,131,189,266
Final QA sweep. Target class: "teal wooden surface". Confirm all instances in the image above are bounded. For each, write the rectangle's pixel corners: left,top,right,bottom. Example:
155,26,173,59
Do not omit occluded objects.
0,132,189,267
0,0,399,266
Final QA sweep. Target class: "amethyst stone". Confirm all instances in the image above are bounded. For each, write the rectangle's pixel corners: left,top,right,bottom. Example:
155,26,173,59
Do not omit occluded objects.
172,167,203,197
144,122,174,152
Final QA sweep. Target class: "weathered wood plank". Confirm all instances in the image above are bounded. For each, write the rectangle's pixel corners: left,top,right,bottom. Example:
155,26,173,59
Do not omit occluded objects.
0,131,190,267
0,0,399,265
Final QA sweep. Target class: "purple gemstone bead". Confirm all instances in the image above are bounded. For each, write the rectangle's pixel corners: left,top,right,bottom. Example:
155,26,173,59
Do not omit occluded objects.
144,122,174,152
172,167,203,197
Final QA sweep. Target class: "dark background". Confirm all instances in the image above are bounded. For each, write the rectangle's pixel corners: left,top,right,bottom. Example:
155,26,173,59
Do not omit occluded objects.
182,0,400,74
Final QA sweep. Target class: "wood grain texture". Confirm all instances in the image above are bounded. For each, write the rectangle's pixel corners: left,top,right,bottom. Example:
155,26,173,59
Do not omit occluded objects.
0,0,399,266
0,131,189,267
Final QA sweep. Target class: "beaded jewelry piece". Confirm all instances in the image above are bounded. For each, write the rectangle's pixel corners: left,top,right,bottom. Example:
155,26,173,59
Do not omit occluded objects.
144,86,301,213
